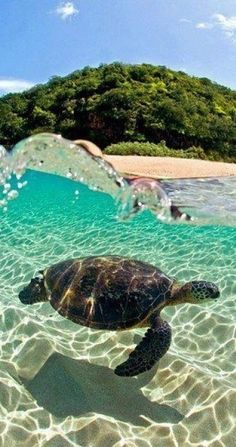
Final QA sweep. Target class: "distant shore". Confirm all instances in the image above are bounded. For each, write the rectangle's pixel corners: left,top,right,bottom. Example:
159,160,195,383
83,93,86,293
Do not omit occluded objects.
105,155,236,178
75,140,236,178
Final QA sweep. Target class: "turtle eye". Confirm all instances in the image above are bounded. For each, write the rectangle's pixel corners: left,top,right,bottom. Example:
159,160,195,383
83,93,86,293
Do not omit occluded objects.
30,277,42,291
31,277,39,285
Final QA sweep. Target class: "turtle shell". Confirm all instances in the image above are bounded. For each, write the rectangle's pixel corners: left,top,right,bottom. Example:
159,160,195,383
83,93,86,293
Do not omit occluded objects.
44,256,173,330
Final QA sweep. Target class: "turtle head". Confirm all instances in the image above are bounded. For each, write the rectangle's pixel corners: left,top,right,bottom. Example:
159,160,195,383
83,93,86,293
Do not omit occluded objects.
19,274,48,305
190,281,220,303
171,280,220,305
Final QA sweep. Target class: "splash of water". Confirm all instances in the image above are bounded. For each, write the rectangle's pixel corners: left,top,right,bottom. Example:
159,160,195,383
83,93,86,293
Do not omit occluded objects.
0,133,236,226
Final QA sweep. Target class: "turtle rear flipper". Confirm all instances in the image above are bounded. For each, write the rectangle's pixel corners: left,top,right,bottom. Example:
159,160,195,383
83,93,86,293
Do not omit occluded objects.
115,317,171,377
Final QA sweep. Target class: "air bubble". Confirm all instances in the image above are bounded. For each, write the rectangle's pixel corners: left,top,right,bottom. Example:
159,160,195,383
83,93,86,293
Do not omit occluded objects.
0,199,7,207
17,181,27,189
7,190,19,200
3,183,11,192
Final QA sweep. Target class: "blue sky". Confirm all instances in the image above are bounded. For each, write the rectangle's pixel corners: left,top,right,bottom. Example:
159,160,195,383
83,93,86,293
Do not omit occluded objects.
0,0,236,95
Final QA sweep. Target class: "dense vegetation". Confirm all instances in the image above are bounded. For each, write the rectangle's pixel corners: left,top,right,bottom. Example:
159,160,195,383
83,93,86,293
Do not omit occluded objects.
104,141,210,160
0,63,235,161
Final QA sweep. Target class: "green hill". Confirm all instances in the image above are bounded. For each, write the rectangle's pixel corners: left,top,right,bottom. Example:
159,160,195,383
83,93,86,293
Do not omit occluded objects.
0,63,236,161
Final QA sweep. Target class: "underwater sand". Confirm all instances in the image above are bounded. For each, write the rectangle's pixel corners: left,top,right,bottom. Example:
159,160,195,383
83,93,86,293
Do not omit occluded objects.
1,167,236,447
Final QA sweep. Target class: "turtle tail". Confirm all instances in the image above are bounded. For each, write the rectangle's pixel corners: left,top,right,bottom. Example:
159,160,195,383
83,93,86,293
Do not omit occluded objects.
19,276,48,305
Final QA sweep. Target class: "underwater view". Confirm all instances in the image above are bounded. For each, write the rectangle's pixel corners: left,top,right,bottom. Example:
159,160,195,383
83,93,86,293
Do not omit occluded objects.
0,135,236,446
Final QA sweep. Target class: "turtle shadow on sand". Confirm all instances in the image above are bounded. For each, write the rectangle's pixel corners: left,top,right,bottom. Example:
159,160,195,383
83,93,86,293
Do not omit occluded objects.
21,352,183,427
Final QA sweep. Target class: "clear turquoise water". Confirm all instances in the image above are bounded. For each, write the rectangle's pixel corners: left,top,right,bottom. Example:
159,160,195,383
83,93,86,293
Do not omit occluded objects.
1,167,236,446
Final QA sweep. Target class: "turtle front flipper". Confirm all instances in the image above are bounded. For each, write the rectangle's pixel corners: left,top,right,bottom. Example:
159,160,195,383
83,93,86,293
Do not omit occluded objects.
115,316,171,377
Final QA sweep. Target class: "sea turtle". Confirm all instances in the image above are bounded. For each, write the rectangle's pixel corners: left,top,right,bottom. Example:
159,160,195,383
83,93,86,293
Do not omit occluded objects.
19,256,220,377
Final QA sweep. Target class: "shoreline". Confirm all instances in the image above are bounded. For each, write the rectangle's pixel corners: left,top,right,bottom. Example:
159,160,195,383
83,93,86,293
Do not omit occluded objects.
74,140,236,178
105,155,236,179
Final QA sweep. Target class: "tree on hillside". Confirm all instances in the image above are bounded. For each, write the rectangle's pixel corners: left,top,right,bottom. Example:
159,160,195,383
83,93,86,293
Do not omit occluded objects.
0,63,235,161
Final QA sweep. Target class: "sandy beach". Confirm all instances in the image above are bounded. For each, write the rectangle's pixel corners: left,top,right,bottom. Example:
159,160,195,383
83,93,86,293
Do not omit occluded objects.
105,155,236,178
75,140,236,178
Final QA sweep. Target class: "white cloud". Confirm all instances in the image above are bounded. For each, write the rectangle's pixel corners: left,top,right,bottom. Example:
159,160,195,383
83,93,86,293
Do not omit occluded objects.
196,22,213,30
196,13,236,42
179,18,192,24
214,13,236,39
55,1,79,20
214,13,236,32
0,79,34,94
